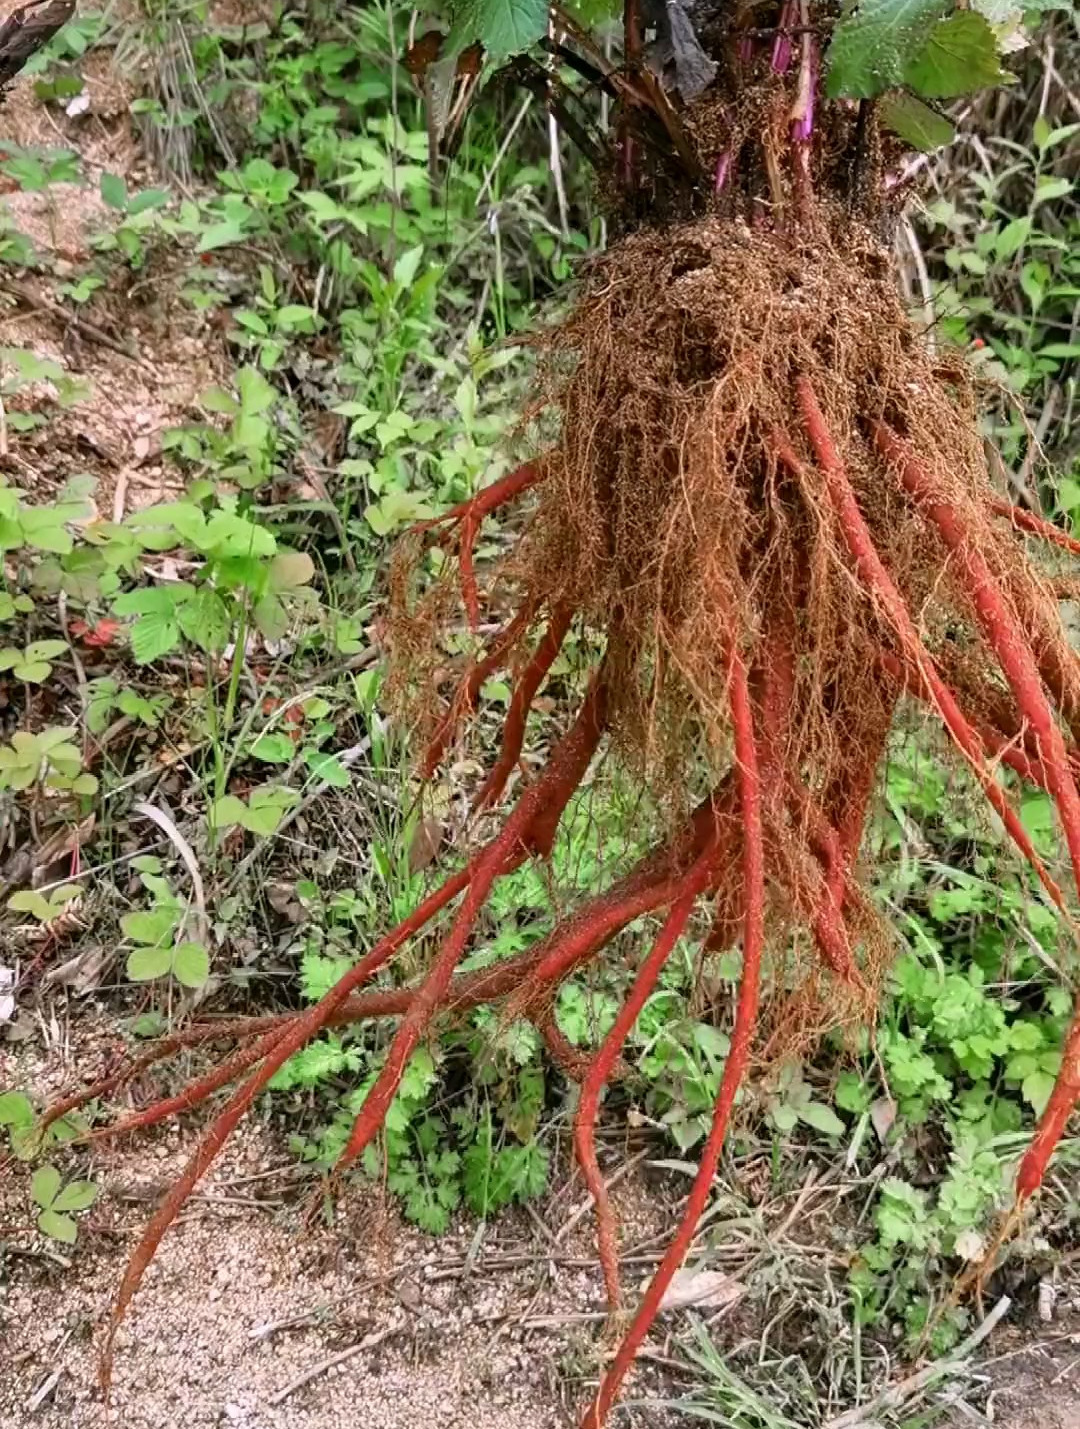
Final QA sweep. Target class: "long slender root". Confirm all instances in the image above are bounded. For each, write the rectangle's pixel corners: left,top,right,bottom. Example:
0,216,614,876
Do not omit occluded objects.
581,646,765,1429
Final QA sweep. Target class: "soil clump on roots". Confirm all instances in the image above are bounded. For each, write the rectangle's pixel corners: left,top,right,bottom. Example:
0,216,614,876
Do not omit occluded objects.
37,53,1080,1429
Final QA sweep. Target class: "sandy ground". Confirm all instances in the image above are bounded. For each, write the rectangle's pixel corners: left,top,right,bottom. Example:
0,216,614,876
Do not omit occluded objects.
0,1030,688,1429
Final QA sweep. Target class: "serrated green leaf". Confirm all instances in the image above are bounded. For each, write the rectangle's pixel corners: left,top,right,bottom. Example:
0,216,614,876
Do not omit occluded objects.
446,0,547,61
126,943,173,980
177,588,231,653
122,906,177,946
905,10,1011,97
31,1164,61,1209
881,92,955,150
130,611,180,664
826,0,951,97
24,639,67,661
37,1209,78,1244
19,506,73,554
52,1179,98,1212
172,941,210,988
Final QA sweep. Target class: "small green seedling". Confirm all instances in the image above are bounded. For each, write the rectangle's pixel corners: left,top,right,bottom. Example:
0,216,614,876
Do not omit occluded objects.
0,1091,87,1161
212,783,300,836
8,884,80,922
0,727,97,795
0,638,67,682
31,1163,98,1244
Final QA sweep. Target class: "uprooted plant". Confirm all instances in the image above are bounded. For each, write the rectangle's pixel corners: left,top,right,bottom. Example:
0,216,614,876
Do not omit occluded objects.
33,0,1080,1422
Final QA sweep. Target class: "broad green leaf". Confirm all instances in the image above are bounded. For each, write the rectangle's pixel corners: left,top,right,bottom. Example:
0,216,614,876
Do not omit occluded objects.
996,214,1032,259
24,639,67,661
211,795,248,828
8,889,55,920
52,1179,98,1212
268,551,315,590
19,507,73,554
826,0,951,97
0,1091,34,1126
113,583,194,616
770,1102,799,1132
392,245,424,289
904,11,1011,97
31,1164,61,1209
37,1209,78,1244
882,94,955,152
203,511,275,558
99,172,127,209
128,188,169,215
798,1102,847,1138
13,659,50,682
446,0,548,61
172,941,210,988
177,589,231,653
126,943,173,980
236,365,277,416
196,219,249,253
251,732,294,763
253,594,289,640
122,907,177,946
130,611,180,664
303,750,351,788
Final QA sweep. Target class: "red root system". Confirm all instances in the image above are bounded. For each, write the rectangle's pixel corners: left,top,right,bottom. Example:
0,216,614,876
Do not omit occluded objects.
43,123,1080,1429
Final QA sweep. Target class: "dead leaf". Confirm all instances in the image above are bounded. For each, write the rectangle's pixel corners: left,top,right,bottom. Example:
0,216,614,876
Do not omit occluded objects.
408,814,444,874
656,1268,744,1313
870,1095,897,1143
267,881,304,924
31,814,95,886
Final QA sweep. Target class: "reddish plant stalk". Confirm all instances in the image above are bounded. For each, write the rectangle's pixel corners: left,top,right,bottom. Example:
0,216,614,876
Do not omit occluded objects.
581,646,765,1429
574,833,722,1310
421,598,539,778
473,603,574,812
878,423,1080,1197
790,385,1067,919
335,684,608,1173
989,498,1080,558
411,459,546,537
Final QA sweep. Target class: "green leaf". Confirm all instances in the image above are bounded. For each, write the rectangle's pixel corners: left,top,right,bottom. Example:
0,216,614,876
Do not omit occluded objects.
8,889,55,920
253,594,289,640
177,589,231,653
196,219,249,253
995,215,1032,260
122,906,177,946
112,583,194,616
211,795,248,829
446,0,548,61
24,639,67,661
236,365,277,416
12,658,50,682
37,1209,78,1244
904,11,1011,97
268,551,315,590
19,506,73,554
1021,1068,1056,1115
130,611,180,664
251,732,294,763
881,93,955,151
303,750,351,788
826,0,951,98
99,172,128,209
128,188,169,215
798,1102,847,1138
171,941,210,988
31,1164,61,1209
52,1179,98,1212
126,943,173,980
0,1091,34,1126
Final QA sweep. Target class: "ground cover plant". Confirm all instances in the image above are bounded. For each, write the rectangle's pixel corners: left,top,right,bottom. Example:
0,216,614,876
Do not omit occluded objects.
3,0,1080,1423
